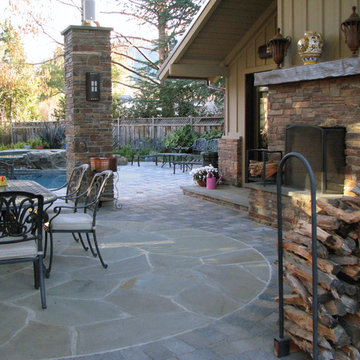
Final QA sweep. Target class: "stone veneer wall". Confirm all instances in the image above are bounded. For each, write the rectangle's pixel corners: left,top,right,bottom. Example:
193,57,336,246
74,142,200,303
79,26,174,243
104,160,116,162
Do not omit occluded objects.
218,138,242,186
248,184,312,230
267,74,360,194
62,25,113,198
248,70,360,227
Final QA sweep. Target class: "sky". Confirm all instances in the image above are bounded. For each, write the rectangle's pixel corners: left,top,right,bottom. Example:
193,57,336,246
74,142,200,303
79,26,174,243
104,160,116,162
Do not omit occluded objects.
0,0,152,63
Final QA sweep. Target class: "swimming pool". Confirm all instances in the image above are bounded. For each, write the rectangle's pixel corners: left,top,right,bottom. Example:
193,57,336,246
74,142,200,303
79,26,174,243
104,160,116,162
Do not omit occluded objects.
14,169,67,189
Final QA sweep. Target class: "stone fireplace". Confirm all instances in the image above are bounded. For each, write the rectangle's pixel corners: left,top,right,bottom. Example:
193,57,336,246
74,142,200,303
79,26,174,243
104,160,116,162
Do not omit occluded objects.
248,57,360,228
284,124,346,194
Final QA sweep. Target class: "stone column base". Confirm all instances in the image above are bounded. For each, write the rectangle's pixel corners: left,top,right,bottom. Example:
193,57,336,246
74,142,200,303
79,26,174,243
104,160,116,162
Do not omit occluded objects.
218,137,242,186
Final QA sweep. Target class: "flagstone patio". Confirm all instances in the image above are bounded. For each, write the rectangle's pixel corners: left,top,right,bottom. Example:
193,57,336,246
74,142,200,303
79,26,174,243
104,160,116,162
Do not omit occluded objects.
0,163,309,360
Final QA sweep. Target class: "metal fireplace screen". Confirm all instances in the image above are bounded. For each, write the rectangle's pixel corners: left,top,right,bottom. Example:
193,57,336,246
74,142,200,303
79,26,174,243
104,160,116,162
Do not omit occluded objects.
284,125,346,193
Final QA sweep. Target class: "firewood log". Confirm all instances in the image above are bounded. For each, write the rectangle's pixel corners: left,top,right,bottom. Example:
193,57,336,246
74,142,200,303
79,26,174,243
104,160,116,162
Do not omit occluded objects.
340,295,360,315
336,350,352,360
329,255,359,266
317,199,360,224
317,214,341,230
341,265,360,281
339,317,360,349
284,231,329,258
294,220,343,249
324,299,347,317
294,273,334,303
281,293,308,308
341,195,360,208
318,304,338,329
284,272,312,308
341,345,360,360
284,319,333,350
284,305,350,346
283,241,340,275
286,333,335,360
284,252,346,293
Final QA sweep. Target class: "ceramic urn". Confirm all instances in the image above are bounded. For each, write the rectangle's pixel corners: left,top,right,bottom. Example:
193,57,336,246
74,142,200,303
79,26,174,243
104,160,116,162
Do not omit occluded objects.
297,31,323,65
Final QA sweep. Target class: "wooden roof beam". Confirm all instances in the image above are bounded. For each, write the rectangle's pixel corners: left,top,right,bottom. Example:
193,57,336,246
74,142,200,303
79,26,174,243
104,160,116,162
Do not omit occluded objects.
168,64,229,79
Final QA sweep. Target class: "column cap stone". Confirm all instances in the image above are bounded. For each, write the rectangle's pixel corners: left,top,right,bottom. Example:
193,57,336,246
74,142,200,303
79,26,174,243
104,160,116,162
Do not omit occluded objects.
62,25,113,35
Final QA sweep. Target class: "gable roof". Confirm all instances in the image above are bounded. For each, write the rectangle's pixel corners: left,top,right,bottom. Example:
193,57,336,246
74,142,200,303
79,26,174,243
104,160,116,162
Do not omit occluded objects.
158,0,275,80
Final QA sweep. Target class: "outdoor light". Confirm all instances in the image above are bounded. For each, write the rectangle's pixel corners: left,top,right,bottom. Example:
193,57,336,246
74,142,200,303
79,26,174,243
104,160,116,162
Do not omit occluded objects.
86,72,101,101
267,28,291,69
341,6,360,56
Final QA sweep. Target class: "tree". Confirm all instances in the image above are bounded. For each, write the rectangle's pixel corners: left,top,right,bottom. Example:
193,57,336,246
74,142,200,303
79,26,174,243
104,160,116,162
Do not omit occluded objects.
112,0,224,118
0,22,41,123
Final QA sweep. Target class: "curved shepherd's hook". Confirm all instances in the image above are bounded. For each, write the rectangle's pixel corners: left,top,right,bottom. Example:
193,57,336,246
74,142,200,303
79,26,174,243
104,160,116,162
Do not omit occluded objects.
275,152,318,360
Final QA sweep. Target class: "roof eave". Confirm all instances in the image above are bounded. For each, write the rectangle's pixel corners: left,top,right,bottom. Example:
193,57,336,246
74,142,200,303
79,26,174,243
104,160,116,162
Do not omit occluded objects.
157,0,222,81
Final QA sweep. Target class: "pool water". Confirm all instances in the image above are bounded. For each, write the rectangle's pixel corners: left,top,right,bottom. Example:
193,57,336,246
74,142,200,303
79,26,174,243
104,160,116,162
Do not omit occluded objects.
14,169,67,189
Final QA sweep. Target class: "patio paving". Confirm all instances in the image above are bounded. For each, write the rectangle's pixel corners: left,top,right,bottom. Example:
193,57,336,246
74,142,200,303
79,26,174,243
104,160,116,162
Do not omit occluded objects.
0,162,309,360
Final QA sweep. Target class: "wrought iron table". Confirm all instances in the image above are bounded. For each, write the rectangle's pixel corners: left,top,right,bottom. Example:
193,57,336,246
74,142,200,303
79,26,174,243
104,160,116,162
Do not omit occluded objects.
5,180,57,205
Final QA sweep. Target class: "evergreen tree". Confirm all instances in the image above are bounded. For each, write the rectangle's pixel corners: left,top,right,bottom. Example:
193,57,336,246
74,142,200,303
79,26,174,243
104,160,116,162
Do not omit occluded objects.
113,0,224,118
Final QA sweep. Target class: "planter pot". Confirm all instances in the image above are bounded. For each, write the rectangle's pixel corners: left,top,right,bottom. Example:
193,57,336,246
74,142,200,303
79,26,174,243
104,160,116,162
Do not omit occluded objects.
36,145,44,149
197,180,206,187
90,156,117,172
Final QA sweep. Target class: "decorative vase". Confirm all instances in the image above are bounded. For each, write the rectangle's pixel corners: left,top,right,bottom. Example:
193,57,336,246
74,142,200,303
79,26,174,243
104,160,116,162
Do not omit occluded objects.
196,180,206,187
267,28,291,69
297,31,323,65
341,6,360,57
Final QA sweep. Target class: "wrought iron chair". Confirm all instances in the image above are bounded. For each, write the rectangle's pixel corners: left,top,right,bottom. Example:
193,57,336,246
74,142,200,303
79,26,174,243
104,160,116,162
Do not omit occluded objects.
0,192,46,309
0,161,16,179
50,163,90,205
44,170,113,276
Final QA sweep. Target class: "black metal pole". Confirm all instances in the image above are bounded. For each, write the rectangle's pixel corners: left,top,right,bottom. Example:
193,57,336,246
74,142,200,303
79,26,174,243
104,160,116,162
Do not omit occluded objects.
275,152,318,360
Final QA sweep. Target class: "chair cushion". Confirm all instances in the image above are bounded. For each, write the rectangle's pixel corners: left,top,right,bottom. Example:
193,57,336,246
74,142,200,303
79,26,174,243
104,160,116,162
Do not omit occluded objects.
0,240,38,260
50,213,93,231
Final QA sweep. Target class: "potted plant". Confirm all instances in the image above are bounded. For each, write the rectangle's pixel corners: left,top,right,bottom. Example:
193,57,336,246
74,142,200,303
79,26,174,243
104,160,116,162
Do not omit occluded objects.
189,165,222,187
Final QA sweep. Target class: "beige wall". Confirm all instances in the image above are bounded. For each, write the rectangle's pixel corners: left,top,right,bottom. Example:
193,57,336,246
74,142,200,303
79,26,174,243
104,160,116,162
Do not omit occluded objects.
224,3,277,140
278,0,360,66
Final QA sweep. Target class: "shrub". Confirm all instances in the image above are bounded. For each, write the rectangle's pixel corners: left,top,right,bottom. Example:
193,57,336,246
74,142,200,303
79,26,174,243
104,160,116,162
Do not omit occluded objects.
113,145,134,160
37,123,65,149
163,125,198,148
200,127,223,140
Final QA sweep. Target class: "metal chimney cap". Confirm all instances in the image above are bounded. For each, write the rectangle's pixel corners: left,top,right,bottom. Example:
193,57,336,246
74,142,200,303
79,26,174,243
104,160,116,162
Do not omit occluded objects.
82,0,96,22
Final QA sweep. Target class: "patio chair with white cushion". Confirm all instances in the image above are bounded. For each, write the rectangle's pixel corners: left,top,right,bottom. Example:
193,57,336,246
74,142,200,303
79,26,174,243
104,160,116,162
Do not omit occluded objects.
0,191,47,309
44,170,113,276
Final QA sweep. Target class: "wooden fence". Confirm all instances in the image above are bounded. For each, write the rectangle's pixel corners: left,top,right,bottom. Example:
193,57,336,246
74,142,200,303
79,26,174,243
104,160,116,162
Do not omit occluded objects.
4,116,224,148
113,116,224,148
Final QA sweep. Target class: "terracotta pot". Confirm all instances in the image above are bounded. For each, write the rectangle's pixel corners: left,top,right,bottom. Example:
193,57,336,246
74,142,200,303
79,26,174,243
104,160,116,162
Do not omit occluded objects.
90,156,117,172
197,180,206,187
36,145,44,149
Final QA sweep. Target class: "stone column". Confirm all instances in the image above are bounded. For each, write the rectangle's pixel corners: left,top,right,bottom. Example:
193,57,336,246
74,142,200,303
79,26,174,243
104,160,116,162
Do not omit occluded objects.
62,25,113,198
218,137,242,186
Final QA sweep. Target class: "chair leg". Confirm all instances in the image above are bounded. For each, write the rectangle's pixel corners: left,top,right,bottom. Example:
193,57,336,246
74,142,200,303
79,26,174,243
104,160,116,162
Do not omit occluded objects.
38,256,47,309
73,233,89,251
85,233,97,257
92,231,108,269
44,232,53,278
33,261,39,289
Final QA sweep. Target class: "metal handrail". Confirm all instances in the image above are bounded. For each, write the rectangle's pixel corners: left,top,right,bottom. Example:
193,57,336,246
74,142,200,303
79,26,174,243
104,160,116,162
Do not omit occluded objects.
276,152,318,360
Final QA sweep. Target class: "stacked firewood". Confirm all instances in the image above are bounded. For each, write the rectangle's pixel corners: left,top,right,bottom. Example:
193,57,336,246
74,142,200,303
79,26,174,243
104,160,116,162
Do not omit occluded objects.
282,195,360,359
248,159,279,178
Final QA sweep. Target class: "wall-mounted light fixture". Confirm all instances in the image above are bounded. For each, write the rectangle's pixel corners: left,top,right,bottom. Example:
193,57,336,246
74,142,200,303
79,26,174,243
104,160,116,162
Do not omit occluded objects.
86,72,100,101
267,28,291,69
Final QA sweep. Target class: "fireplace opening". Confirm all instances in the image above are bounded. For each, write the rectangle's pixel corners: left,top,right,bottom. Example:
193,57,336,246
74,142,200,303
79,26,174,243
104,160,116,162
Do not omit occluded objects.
284,125,346,194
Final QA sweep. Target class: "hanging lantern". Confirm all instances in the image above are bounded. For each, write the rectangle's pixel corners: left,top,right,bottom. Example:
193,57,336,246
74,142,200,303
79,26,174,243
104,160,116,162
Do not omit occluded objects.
341,6,360,57
267,28,291,69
